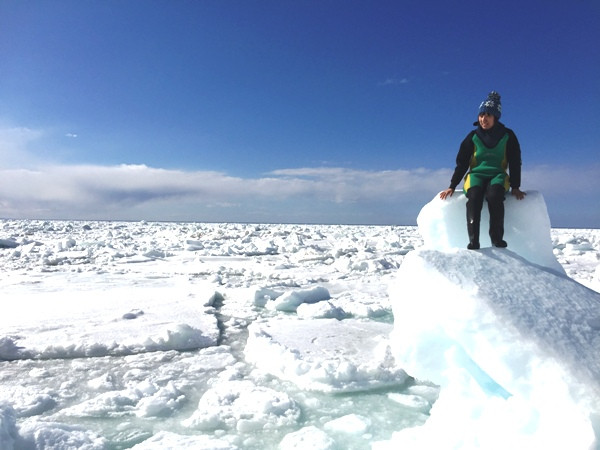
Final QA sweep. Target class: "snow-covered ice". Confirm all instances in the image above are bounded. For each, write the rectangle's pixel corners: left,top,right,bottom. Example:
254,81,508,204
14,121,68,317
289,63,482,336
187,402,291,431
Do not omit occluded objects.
1,189,599,449
245,318,407,393
417,190,564,273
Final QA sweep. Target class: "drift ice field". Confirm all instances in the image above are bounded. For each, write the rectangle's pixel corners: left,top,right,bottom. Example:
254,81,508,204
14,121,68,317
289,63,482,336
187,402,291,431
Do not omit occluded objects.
1,191,599,449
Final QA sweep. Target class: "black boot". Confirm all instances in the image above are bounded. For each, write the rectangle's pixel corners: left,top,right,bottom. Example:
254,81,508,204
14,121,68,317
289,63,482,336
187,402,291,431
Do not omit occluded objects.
467,240,480,250
467,217,480,249
487,184,507,247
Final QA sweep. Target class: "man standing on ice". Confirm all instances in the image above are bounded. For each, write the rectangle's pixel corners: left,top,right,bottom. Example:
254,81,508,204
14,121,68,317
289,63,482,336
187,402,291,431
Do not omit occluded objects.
439,91,526,249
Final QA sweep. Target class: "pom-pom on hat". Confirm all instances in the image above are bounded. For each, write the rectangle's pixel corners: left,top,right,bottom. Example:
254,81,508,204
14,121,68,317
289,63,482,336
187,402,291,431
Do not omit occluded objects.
479,91,502,119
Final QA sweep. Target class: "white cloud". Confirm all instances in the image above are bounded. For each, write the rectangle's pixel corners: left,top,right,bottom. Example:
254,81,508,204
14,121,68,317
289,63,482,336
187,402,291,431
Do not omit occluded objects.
1,125,597,226
0,163,451,223
378,77,409,86
1,161,597,226
523,164,600,194
269,167,449,201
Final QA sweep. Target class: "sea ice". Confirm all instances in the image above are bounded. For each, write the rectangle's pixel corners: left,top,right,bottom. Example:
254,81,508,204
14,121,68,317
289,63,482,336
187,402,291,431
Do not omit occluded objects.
183,379,301,432
0,285,221,360
264,285,331,312
381,192,600,448
130,431,238,449
278,425,336,449
245,318,408,393
418,190,564,273
0,206,599,449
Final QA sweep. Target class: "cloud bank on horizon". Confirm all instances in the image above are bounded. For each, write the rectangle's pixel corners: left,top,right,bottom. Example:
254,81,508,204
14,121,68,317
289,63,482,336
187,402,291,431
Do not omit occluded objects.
1,126,598,227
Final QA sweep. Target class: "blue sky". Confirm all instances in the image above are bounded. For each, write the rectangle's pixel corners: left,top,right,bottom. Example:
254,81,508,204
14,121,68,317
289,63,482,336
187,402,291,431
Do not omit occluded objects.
1,0,599,227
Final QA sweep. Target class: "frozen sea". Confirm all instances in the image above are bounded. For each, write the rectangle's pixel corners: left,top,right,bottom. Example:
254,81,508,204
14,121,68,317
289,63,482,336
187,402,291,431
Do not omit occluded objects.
1,191,599,449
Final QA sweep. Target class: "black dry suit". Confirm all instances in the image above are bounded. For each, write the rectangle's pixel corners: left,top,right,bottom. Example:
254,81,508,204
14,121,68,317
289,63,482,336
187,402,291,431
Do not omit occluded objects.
448,121,522,247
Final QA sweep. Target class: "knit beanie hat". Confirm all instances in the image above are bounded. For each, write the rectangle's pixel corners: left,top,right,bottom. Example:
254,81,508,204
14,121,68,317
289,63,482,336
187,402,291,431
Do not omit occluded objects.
478,91,502,119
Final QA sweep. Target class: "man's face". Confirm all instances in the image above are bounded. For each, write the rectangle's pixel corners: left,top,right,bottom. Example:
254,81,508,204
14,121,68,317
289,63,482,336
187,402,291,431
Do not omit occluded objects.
478,112,496,130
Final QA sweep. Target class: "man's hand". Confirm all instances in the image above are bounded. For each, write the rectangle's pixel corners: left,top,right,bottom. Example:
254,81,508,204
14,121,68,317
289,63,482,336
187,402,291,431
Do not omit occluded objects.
439,188,455,200
511,188,526,200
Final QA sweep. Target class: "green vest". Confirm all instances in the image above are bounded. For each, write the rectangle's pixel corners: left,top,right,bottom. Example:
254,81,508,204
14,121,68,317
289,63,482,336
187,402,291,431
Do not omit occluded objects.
463,133,510,192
